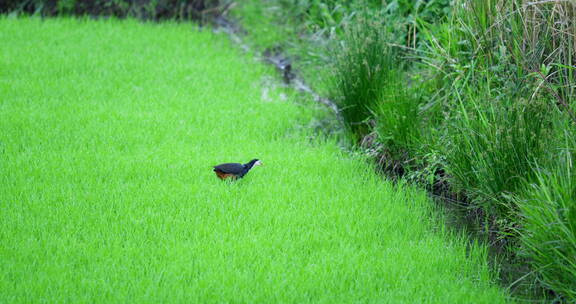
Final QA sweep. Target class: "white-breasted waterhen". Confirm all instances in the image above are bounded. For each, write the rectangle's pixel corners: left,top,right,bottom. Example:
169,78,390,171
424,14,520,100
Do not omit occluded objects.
213,159,263,180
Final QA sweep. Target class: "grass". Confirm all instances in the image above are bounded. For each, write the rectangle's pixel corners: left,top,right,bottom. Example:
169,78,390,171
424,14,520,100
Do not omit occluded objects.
430,1,576,298
0,17,511,302
515,122,576,302
519,157,576,301
1,0,229,21
330,16,400,138
443,86,550,215
232,0,576,300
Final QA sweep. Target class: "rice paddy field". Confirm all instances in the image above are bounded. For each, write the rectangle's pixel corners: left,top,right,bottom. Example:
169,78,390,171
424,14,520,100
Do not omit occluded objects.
0,18,510,302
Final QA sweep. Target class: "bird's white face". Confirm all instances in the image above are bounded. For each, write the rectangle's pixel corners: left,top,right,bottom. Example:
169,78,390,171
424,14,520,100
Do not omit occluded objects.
255,160,263,166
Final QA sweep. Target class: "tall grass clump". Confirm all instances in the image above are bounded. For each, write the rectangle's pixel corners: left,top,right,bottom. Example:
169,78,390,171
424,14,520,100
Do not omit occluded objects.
499,0,575,109
424,0,575,106
425,0,574,204
448,0,576,108
373,81,421,154
515,125,576,301
269,0,380,30
432,0,576,297
370,77,429,176
443,87,551,217
331,17,401,139
519,162,576,301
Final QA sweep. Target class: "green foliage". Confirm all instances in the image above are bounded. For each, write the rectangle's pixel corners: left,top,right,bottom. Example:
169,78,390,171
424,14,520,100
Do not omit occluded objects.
443,87,551,214
430,0,576,300
518,133,576,301
331,17,399,138
271,0,380,27
511,116,576,301
0,0,228,21
56,0,76,15
452,0,575,105
233,0,576,300
0,17,510,302
373,81,422,155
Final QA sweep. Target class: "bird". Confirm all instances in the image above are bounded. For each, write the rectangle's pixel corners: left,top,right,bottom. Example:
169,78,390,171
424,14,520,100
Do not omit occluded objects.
213,159,263,180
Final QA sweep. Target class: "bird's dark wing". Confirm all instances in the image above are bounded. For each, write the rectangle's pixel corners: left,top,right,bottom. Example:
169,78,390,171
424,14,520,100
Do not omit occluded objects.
213,163,245,174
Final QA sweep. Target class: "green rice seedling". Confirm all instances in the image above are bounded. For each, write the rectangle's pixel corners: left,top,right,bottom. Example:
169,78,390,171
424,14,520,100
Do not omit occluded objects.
0,17,511,303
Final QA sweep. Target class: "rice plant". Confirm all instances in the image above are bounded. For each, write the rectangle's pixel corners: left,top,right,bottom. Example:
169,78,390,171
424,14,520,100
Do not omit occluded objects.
0,17,510,303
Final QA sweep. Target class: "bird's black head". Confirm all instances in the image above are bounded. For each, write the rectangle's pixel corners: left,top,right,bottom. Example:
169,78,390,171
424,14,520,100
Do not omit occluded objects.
245,159,263,168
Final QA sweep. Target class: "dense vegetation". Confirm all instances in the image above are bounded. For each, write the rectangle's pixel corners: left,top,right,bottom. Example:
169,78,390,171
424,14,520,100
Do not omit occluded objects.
0,0,228,21
236,0,576,301
0,17,509,302
3,0,574,301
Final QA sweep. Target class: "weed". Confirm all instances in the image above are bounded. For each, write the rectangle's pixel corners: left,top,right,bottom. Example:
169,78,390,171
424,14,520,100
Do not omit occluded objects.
330,16,399,139
516,124,576,302
0,0,230,21
443,85,551,215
